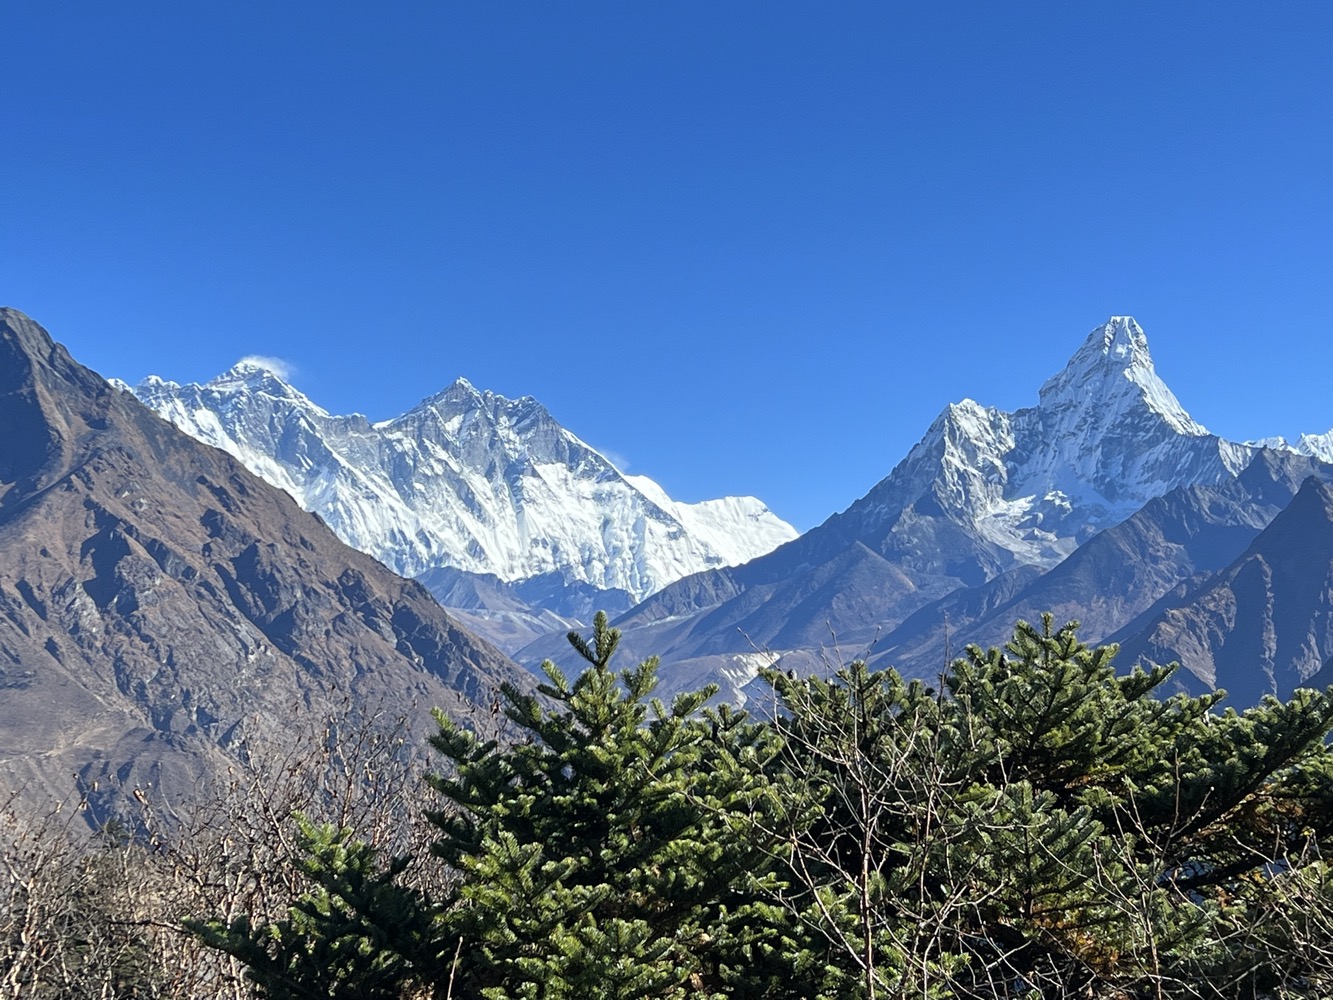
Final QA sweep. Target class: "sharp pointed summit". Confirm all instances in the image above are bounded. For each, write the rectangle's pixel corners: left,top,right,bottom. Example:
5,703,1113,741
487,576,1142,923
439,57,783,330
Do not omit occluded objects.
412,375,483,409
1038,316,1204,437
820,315,1248,585
1090,314,1151,361
209,372,319,420
605,316,1289,700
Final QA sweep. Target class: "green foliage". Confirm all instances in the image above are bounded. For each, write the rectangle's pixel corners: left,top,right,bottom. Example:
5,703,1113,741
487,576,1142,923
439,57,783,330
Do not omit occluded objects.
193,612,1333,998
761,615,1333,998
189,815,438,999
428,611,791,998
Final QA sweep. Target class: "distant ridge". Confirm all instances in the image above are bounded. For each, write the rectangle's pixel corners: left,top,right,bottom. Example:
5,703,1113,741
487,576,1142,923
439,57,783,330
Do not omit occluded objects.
1112,475,1333,705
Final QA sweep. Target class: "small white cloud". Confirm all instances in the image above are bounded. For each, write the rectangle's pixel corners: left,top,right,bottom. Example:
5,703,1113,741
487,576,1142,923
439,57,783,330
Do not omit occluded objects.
596,446,631,471
237,354,295,380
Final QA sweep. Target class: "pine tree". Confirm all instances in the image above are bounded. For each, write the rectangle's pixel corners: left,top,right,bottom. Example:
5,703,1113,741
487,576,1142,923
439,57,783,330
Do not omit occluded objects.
759,615,1333,998
191,612,1333,998
428,611,791,999
188,815,439,999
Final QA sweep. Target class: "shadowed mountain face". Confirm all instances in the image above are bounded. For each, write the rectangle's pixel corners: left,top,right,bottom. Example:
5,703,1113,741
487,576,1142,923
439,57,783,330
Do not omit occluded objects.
1111,476,1333,707
868,449,1331,682
0,309,528,822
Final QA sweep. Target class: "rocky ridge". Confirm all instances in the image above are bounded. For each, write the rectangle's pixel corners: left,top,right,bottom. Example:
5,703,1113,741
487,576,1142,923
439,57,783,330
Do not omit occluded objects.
0,308,528,823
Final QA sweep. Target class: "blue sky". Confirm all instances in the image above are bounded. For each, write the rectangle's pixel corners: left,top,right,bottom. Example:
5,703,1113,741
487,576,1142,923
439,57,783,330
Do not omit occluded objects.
3,3,1329,530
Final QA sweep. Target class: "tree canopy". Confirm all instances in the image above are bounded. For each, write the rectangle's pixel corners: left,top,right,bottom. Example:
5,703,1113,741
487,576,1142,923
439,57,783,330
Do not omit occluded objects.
196,613,1333,999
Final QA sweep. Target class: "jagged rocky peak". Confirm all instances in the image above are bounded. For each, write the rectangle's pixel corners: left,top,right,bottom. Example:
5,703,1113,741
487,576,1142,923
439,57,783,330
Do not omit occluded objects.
126,355,797,603
132,356,303,406
219,355,286,377
204,357,327,409
906,399,1014,506
915,316,1200,482
1097,314,1150,358
389,376,591,475
1058,315,1153,377
831,314,1259,593
1296,432,1333,464
934,399,1013,457
1037,316,1205,437
410,375,485,410
1254,430,1333,467
399,376,558,435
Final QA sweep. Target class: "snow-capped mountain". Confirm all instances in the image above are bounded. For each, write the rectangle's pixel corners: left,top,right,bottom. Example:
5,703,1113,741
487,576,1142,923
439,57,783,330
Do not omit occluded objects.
597,316,1311,701
122,367,796,603
812,316,1257,585
1250,430,1333,466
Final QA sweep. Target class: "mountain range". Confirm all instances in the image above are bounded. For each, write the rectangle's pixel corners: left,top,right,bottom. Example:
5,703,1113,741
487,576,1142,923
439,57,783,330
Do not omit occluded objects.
124,367,796,611
562,318,1333,705
5,307,1333,826
120,314,1333,710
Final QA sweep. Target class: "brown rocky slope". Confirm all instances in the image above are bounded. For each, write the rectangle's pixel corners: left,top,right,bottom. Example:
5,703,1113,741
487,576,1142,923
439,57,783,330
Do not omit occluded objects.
0,308,529,824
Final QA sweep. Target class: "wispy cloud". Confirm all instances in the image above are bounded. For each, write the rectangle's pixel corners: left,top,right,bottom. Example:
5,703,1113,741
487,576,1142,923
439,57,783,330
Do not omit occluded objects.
596,446,631,471
238,354,295,380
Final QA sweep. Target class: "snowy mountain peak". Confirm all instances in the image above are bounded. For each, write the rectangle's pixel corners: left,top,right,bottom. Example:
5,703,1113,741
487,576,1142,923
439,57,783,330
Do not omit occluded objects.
126,374,178,392
131,363,323,420
918,399,1012,470
128,365,797,602
940,398,997,427
1038,316,1204,437
215,355,291,380
440,376,485,403
406,376,543,419
1271,430,1333,466
404,376,478,412
203,356,311,401
392,378,564,461
846,317,1255,588
1098,315,1150,359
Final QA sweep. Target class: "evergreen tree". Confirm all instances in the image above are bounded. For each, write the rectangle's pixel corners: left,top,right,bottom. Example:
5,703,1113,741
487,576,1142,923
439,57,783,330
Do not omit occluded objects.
759,616,1333,998
428,611,791,999
192,613,1333,998
189,815,439,999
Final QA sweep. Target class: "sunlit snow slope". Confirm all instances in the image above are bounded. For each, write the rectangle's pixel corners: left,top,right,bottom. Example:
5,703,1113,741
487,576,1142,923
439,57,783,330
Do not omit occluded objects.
124,371,796,602
821,316,1258,583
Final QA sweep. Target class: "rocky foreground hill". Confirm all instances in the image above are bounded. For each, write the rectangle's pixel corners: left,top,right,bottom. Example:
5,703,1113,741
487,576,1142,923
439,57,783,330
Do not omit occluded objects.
0,308,529,825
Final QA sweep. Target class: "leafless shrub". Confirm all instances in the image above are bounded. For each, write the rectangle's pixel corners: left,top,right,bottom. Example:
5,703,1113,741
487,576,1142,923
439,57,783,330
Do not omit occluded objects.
0,685,485,998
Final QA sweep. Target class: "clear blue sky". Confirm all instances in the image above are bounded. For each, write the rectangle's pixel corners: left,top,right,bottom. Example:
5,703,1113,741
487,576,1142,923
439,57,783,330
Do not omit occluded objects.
3,3,1329,530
